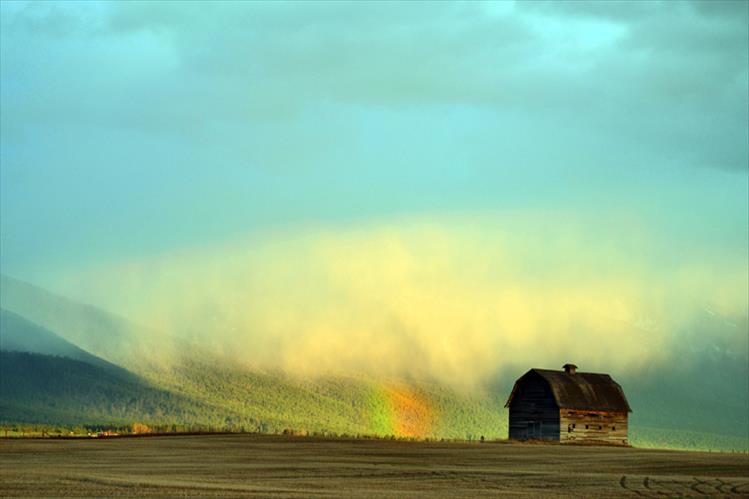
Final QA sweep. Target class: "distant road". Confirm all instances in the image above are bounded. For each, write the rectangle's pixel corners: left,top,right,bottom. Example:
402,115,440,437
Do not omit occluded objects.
1,434,748,497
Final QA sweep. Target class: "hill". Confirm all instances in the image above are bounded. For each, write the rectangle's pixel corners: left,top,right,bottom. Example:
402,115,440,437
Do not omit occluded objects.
0,308,132,377
0,350,244,429
0,274,746,450
0,274,508,438
0,274,176,373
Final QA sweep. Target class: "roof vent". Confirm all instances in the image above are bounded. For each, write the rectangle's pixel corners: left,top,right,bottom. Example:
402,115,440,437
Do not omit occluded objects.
563,363,578,375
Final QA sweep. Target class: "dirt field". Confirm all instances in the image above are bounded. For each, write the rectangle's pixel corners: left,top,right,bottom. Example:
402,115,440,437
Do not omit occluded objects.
1,435,748,498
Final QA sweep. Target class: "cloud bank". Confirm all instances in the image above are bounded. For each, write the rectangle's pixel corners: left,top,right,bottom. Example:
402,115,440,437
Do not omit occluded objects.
57,215,748,387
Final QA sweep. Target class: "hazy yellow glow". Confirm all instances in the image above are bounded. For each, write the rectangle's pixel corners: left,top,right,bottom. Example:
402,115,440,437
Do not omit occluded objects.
59,214,749,387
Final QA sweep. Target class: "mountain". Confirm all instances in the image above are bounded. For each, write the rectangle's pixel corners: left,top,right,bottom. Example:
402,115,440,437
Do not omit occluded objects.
621,312,749,449
0,304,234,428
153,357,508,438
0,275,506,436
0,274,176,373
0,347,507,437
0,350,242,428
0,274,746,450
0,308,131,376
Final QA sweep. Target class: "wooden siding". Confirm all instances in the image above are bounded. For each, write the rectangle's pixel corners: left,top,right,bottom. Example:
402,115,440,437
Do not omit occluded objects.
559,408,628,445
508,374,560,441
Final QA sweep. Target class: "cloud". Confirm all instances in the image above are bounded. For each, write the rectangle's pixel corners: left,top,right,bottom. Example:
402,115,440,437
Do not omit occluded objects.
54,214,749,388
0,1,746,282
2,1,746,170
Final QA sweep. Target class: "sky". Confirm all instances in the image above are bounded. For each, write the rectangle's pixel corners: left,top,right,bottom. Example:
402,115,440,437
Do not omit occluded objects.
1,1,747,383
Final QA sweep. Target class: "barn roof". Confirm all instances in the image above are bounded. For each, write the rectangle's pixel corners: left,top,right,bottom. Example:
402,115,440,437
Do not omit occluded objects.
504,368,632,412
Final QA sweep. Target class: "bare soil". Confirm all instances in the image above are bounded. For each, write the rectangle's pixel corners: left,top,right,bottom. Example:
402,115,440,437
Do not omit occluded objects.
1,434,748,497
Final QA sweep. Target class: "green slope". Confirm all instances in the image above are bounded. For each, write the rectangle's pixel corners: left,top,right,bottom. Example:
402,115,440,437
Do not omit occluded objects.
0,308,132,377
4,349,743,451
0,274,746,451
0,274,178,373
0,351,248,428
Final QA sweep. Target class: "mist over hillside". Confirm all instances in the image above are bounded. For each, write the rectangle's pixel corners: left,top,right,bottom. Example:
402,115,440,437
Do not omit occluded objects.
1,275,746,451
39,216,749,388
0,274,185,374
0,308,134,377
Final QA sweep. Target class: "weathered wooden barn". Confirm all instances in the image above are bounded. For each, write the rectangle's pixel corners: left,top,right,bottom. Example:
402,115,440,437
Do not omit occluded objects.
505,364,631,445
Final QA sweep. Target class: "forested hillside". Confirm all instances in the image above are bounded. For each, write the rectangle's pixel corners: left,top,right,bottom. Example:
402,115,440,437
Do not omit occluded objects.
0,275,746,451
0,351,235,428
0,308,131,376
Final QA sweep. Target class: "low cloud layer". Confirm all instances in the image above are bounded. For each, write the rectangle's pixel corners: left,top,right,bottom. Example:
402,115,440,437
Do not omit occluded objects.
56,215,748,387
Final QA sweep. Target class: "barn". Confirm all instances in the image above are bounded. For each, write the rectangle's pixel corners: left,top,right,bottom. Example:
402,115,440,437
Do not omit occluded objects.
505,364,631,445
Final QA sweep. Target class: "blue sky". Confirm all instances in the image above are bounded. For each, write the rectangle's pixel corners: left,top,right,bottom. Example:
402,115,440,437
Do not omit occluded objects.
1,1,747,378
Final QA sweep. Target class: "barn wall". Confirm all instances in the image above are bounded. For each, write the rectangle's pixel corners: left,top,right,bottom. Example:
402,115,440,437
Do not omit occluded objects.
508,375,560,441
559,409,628,445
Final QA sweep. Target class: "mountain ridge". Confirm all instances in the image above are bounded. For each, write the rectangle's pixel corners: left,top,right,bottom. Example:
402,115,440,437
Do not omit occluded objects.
0,274,746,451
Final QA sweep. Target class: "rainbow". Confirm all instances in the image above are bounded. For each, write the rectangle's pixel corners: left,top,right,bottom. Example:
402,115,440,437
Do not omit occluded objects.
368,383,434,438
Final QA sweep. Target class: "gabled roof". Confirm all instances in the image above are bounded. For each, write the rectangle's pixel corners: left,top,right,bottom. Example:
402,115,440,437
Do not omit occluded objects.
504,368,632,413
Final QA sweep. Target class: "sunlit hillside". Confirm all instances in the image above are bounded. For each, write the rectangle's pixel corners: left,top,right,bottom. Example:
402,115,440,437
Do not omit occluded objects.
1,275,746,451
